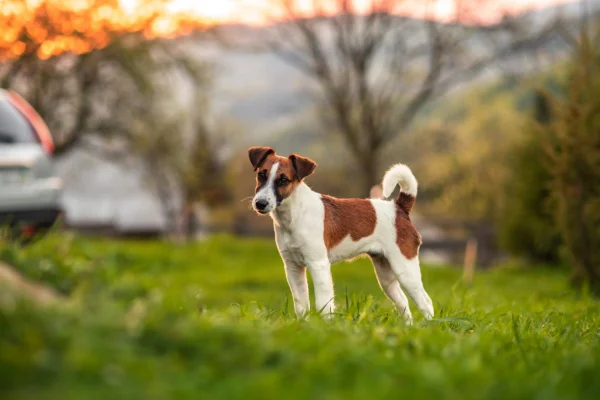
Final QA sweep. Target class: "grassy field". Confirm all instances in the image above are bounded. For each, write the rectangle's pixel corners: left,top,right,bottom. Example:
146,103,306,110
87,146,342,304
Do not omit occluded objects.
1,233,599,400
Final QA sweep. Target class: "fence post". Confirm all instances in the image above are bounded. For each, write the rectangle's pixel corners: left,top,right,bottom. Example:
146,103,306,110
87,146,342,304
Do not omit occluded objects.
463,237,478,283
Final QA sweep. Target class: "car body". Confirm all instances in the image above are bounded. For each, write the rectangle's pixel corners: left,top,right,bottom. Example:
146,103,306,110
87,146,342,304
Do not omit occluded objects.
0,89,63,237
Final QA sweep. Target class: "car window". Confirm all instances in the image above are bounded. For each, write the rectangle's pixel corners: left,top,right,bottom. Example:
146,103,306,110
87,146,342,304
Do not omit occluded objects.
0,99,37,144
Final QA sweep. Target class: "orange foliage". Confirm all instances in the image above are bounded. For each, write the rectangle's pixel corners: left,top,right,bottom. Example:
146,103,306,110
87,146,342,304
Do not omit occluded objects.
0,0,208,61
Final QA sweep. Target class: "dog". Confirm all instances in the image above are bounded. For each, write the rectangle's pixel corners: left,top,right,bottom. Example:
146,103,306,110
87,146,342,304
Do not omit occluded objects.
248,146,434,323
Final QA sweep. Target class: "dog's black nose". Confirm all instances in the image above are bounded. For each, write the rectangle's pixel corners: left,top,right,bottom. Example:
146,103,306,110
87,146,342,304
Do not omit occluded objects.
255,199,268,211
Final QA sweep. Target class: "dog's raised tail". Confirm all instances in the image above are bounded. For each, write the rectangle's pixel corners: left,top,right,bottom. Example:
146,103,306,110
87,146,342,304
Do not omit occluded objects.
381,164,418,214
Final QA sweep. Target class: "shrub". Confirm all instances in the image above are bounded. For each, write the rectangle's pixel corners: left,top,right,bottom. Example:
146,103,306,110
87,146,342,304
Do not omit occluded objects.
544,32,600,293
499,93,561,264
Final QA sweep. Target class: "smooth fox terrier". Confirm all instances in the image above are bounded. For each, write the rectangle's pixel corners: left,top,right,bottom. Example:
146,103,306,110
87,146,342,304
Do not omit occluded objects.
248,146,434,323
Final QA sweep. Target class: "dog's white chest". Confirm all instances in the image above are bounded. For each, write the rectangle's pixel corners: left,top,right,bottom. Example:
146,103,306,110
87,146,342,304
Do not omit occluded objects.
274,226,313,264
272,190,328,265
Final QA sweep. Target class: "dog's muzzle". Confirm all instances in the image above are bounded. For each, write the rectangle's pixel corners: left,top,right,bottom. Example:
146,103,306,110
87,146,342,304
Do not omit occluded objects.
254,199,269,214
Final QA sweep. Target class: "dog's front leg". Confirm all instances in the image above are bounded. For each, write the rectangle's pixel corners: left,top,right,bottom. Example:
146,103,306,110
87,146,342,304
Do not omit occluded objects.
283,259,310,318
308,260,335,318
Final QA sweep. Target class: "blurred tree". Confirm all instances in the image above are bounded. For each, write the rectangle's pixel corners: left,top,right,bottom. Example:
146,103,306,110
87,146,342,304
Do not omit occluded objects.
401,82,527,221
177,109,233,239
122,114,183,236
0,0,207,156
545,28,600,293
122,94,233,240
498,10,600,269
257,0,563,195
499,89,561,264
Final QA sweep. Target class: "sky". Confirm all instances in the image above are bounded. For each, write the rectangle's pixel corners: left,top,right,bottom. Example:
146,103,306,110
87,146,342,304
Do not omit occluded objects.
119,0,578,25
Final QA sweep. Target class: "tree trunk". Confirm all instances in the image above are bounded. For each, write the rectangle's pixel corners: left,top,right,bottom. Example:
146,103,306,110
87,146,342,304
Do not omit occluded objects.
361,150,379,198
152,169,179,240
180,201,197,241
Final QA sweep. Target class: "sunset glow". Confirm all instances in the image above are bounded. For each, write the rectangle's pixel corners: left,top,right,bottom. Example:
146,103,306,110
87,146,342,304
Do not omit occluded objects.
141,0,577,25
0,0,576,61
0,0,209,60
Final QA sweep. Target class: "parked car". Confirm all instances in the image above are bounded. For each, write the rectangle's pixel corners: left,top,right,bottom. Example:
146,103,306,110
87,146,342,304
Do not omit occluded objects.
0,89,63,240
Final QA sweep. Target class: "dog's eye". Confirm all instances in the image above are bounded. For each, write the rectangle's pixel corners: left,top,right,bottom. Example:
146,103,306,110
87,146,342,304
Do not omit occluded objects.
277,177,290,187
258,171,267,180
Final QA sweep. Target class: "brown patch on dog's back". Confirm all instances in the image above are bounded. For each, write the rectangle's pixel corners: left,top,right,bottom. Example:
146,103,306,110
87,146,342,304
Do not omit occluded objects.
321,195,377,250
395,207,421,259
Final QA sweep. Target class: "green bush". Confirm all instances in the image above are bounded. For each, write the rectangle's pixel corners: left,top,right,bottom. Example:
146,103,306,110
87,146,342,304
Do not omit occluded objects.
499,112,561,263
545,32,600,293
503,28,600,289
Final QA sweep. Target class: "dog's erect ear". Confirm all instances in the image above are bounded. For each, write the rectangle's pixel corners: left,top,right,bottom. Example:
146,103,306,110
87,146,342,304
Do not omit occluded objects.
248,146,275,171
289,154,317,181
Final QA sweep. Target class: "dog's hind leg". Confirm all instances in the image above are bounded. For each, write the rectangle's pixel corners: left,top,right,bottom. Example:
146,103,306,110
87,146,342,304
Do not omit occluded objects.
370,254,413,324
387,251,434,320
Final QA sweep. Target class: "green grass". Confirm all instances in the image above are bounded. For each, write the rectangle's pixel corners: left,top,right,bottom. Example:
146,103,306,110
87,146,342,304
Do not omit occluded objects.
1,233,599,399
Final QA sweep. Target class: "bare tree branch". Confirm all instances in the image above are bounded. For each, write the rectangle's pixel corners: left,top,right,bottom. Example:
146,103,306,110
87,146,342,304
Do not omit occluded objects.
256,0,566,193
394,19,444,140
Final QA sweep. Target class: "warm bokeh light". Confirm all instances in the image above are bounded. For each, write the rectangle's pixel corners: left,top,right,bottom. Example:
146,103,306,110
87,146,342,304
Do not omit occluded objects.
0,0,576,60
0,0,209,60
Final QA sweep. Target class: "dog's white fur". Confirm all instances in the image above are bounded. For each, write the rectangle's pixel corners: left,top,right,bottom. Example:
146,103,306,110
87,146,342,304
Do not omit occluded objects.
254,162,281,214
253,164,434,323
382,164,418,198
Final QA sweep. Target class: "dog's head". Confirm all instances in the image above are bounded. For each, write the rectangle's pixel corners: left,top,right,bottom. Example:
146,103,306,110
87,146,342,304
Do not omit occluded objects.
248,146,317,214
